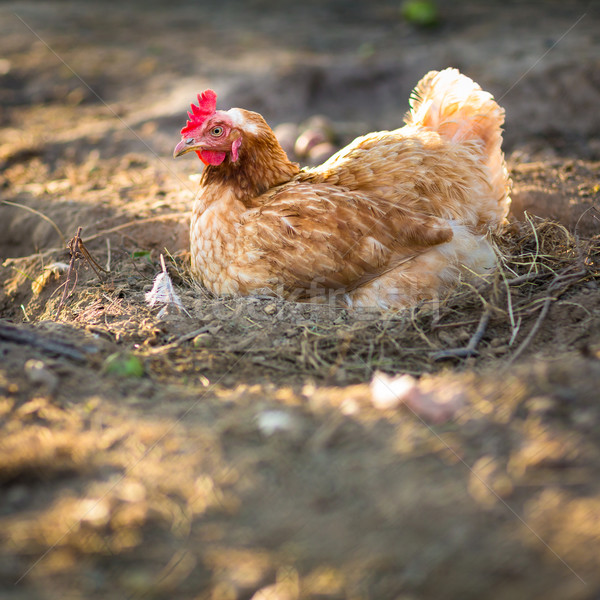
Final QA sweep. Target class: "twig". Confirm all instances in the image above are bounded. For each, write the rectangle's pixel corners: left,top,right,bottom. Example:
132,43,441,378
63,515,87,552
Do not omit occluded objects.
105,238,112,272
55,227,108,319
431,307,491,360
432,317,482,330
508,315,522,347
55,231,79,320
76,234,108,281
504,269,587,367
0,320,86,362
574,203,600,240
524,211,541,278
84,213,190,243
504,271,553,286
144,325,214,355
1,199,67,246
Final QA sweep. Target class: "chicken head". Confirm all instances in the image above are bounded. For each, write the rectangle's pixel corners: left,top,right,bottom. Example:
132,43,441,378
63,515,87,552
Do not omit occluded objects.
173,89,242,166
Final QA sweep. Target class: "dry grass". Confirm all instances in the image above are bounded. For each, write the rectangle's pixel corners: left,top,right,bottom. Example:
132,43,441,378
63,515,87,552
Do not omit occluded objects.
2,215,598,387
142,216,600,384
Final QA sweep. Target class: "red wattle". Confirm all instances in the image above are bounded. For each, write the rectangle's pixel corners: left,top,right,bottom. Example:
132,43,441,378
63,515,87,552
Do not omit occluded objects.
196,150,227,166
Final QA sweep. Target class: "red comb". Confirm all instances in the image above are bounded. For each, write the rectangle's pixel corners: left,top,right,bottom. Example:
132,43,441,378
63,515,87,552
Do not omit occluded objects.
180,89,217,135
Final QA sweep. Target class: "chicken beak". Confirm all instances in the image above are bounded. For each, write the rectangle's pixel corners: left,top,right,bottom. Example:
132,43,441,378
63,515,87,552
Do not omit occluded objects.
173,139,197,158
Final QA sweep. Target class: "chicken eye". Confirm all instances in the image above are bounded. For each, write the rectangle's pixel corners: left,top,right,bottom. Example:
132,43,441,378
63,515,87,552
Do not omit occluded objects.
210,126,224,137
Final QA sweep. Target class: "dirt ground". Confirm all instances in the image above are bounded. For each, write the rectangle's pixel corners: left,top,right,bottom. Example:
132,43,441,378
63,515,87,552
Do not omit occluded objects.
1,1,600,599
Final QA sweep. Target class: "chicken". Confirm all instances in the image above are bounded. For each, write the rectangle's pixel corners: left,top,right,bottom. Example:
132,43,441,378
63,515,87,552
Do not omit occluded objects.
173,68,511,309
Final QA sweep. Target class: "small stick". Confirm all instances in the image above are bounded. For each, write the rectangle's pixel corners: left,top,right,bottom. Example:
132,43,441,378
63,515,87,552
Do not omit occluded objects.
76,235,107,281
55,227,108,319
55,228,80,320
431,307,491,361
105,238,111,272
0,321,86,362
505,269,586,367
1,199,67,246
504,271,553,286
144,325,214,355
84,213,190,243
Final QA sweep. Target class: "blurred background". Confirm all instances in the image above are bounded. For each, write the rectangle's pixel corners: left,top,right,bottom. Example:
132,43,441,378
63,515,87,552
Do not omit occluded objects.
1,0,599,166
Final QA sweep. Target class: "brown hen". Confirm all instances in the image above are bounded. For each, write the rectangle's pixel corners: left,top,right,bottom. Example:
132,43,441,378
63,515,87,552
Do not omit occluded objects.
174,68,511,309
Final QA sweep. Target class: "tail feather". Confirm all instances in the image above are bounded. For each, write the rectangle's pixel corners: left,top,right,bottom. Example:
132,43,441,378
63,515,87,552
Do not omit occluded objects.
405,68,511,225
405,68,503,150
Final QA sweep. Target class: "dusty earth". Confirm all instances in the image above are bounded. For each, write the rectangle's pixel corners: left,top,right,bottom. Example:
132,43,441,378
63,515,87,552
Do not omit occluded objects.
1,1,600,599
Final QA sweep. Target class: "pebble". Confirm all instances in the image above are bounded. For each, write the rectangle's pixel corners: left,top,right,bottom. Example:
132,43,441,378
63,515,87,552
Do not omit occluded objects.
294,129,327,157
24,359,59,391
307,142,337,165
302,115,334,137
571,408,597,428
525,395,557,415
256,409,303,439
263,303,277,315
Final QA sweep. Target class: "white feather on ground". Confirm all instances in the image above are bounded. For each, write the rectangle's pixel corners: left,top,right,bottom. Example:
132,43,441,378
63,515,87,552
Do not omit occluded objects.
145,254,190,318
